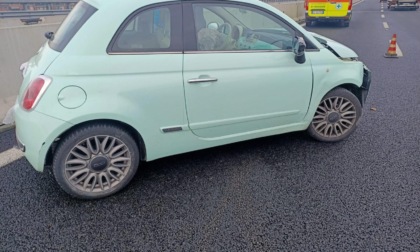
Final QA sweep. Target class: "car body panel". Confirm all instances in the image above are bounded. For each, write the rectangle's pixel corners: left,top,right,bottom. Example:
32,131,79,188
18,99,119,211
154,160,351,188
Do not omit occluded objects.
304,51,364,122
14,105,72,171
14,0,369,172
310,32,358,58
184,51,313,139
18,43,60,99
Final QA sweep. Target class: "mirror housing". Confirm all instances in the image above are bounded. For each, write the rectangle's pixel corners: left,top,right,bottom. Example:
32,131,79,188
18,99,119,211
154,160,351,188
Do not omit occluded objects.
293,36,306,64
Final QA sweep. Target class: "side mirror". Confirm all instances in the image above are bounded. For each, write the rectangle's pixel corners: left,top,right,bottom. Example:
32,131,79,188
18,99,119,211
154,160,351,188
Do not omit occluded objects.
293,36,306,64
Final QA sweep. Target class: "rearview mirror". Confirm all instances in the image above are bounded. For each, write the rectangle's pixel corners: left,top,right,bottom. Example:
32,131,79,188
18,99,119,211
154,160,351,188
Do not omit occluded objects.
293,36,306,64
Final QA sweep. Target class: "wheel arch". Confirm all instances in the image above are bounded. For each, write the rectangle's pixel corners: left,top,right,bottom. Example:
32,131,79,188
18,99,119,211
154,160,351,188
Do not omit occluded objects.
306,85,363,142
304,82,364,124
336,83,366,107
44,119,146,167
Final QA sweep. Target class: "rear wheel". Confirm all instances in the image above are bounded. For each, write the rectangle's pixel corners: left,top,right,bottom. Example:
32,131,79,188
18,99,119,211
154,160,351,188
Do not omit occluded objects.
307,88,362,142
306,21,312,27
53,123,140,199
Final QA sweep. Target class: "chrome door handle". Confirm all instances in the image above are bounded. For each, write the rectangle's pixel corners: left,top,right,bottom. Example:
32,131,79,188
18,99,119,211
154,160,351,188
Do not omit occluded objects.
188,77,218,84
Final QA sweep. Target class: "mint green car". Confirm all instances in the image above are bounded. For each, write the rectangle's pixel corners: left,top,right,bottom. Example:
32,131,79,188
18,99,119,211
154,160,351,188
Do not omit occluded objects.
14,0,371,199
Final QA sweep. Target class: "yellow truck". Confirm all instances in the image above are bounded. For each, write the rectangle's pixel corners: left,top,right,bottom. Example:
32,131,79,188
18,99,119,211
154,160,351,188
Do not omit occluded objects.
305,0,353,27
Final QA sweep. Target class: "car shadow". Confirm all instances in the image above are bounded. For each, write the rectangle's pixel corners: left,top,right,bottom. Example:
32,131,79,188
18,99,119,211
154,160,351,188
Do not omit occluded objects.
128,131,326,190
307,22,347,29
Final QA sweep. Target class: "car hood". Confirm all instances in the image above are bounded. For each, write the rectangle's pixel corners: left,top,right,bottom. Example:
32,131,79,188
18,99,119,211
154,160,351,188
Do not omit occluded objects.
310,32,358,58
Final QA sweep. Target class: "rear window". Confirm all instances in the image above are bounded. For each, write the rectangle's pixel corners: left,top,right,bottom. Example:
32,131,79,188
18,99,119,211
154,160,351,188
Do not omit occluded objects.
49,1,97,52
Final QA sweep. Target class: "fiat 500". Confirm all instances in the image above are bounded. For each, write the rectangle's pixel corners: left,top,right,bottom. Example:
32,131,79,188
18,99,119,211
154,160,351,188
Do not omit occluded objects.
15,0,371,199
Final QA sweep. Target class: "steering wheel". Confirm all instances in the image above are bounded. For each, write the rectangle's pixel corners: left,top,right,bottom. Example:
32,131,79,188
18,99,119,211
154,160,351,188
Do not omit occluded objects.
218,23,237,49
218,23,232,36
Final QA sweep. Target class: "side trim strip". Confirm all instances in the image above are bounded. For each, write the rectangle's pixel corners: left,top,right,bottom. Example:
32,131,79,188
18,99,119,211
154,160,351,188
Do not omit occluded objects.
161,126,183,133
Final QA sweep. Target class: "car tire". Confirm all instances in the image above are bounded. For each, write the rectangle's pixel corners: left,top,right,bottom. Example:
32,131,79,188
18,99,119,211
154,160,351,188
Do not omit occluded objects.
306,21,312,27
307,88,362,142
343,21,350,27
52,123,140,199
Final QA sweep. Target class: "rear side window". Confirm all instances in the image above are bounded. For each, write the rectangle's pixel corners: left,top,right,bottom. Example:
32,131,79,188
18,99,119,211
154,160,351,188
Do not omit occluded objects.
49,1,97,52
108,4,182,53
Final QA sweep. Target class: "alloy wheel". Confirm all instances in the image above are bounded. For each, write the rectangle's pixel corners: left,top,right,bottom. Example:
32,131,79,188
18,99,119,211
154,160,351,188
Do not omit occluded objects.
64,135,132,193
311,96,357,138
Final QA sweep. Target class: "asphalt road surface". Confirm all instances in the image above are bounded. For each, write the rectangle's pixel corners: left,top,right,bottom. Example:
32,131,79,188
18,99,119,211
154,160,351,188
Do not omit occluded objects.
1,0,420,251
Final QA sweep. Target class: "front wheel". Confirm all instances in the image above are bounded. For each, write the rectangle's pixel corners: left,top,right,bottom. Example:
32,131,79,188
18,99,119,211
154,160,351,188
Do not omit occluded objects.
307,88,362,142
53,123,140,199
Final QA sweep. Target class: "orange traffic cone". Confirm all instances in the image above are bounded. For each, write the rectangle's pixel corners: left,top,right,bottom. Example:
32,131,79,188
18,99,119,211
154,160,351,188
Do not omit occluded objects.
384,34,398,58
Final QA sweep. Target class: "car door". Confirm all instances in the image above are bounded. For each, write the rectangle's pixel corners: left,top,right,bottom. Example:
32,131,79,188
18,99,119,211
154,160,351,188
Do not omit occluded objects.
106,3,186,140
182,2,313,139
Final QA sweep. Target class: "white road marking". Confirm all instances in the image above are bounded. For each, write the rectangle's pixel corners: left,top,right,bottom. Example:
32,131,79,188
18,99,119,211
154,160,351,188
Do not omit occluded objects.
396,43,404,57
381,14,385,18
381,9,384,12
383,22,389,29
386,40,404,57
0,148,24,168
354,0,365,6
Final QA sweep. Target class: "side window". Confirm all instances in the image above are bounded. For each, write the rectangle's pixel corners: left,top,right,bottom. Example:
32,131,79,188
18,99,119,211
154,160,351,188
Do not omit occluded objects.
109,4,181,53
49,1,97,52
202,8,224,25
192,3,295,51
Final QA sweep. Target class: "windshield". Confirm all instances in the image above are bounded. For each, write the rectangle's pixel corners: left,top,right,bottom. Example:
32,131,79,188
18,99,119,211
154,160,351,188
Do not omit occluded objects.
49,1,97,52
312,35,327,47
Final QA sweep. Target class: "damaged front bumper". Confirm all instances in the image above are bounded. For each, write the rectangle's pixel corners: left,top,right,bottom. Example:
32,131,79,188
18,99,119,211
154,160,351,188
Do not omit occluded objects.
360,65,372,105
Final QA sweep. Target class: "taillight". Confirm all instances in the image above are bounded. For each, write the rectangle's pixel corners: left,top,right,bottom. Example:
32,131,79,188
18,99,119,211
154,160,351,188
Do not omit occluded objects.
22,75,51,110
304,0,308,10
348,0,353,10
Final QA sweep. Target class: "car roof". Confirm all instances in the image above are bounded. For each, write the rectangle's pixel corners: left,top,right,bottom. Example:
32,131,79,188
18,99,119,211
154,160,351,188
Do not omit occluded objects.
84,0,264,9
80,0,318,48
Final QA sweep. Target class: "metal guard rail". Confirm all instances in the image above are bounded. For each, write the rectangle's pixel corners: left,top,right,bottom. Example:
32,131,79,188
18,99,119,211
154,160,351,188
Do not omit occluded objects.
0,10,71,19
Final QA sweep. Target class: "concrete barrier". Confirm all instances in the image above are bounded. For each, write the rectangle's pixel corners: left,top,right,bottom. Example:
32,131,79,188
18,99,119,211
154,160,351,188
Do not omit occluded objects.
0,16,65,123
0,3,305,123
268,1,305,23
